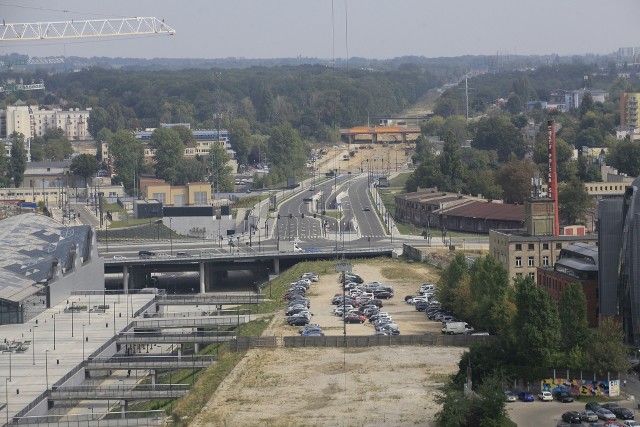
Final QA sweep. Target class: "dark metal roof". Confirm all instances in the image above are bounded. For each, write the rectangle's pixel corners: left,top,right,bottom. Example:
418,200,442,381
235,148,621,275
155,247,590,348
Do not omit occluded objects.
560,243,598,265
0,213,92,303
438,201,524,222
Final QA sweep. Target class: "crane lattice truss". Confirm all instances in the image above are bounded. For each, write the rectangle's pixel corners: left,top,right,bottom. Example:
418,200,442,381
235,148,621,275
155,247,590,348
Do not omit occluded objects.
0,17,175,41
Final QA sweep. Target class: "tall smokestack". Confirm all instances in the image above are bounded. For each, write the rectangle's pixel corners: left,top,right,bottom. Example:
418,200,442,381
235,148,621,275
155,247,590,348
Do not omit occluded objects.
547,120,560,236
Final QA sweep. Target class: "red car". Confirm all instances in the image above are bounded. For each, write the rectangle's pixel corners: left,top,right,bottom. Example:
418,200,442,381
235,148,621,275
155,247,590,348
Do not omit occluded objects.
344,313,366,323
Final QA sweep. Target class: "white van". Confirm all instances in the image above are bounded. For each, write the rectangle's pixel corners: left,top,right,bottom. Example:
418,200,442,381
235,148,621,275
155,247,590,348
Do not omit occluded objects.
441,322,473,335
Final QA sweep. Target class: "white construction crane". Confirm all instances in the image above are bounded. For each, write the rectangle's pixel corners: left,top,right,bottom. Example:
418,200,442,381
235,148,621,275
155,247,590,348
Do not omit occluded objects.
0,17,175,41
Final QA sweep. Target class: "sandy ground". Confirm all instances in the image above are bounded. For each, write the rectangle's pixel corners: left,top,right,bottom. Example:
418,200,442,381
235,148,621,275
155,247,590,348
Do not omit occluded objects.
191,261,466,427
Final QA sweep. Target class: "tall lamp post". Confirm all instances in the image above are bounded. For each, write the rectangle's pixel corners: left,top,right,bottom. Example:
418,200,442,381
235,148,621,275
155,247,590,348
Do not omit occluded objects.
32,326,38,365
169,217,173,256
45,350,49,390
2,351,11,382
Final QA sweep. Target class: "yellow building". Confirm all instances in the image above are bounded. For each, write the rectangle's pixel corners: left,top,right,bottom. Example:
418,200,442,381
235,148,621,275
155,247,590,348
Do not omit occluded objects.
140,178,211,206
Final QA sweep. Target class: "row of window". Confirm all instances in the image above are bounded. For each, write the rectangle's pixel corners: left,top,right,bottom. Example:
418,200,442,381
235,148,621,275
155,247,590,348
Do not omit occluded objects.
515,242,561,251
586,185,625,193
515,255,550,268
514,272,536,279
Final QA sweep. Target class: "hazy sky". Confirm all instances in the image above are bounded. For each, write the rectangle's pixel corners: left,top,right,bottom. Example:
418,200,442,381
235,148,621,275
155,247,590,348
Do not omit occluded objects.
1,0,638,60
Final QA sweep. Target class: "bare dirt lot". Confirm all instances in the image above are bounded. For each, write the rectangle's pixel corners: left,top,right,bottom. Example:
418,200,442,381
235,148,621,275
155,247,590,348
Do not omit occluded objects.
191,260,467,427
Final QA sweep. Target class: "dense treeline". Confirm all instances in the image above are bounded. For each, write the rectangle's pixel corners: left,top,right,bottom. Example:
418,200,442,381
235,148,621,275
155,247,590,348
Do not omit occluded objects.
435,254,629,427
7,65,446,141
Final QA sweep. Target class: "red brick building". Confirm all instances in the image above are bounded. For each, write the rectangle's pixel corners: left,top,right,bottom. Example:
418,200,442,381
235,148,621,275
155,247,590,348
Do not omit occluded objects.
537,243,599,327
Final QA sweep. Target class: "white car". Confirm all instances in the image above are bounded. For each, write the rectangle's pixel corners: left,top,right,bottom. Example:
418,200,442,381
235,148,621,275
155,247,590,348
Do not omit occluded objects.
623,421,640,427
112,255,126,260
537,391,553,401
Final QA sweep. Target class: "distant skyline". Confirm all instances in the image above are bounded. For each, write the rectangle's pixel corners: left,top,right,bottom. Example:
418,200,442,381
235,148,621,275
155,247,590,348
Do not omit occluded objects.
1,0,638,60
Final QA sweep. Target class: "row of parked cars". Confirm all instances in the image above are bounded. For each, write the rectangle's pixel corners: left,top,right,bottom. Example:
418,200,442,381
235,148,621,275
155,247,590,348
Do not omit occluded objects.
331,272,400,336
283,272,319,327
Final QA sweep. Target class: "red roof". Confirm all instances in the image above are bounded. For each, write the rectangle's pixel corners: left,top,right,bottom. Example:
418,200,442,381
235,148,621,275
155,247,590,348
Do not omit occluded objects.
438,201,524,222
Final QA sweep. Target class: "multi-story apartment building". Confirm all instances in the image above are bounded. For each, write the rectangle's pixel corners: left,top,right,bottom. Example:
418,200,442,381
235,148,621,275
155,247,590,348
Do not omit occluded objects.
0,101,91,140
620,92,640,130
490,198,598,280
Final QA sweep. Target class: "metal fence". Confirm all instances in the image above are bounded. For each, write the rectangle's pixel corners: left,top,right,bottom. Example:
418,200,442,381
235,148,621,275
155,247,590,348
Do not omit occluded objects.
230,333,490,350
13,410,166,426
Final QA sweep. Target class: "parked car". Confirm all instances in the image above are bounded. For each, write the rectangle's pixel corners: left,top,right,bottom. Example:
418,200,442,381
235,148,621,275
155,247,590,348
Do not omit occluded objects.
537,391,553,401
375,328,400,336
596,408,617,421
344,313,365,324
138,250,155,258
415,301,429,312
288,317,309,326
586,402,603,412
562,411,582,424
518,391,534,402
623,421,640,427
610,407,635,420
301,328,324,336
113,255,126,260
554,390,574,403
581,410,599,423
504,391,517,402
176,251,191,257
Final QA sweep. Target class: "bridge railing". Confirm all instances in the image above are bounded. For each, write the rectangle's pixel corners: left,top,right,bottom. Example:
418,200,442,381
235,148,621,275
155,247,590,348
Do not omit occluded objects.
155,294,265,304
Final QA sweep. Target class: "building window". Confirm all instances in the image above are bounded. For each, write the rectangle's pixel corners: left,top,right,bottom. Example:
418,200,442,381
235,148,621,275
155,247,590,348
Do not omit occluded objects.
542,243,549,250
556,243,562,250
542,255,549,266
515,257,522,268
528,243,534,251
193,191,207,205
528,272,535,279
528,256,535,267
152,193,166,204
516,272,523,278
515,244,522,251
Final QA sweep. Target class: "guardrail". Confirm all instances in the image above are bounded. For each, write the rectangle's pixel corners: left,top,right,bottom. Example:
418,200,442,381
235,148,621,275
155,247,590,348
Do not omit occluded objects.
116,331,235,344
132,316,250,328
50,384,190,400
142,309,252,318
12,410,165,426
155,294,265,305
102,246,395,264
86,355,215,370
281,333,492,348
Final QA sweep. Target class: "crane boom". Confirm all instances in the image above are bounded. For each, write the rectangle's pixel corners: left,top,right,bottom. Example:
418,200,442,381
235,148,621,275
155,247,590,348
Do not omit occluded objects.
0,17,175,41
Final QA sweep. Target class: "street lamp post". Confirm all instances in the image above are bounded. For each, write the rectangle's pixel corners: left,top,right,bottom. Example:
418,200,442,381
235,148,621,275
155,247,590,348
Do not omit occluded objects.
82,325,86,360
53,314,56,350
2,351,11,382
169,217,173,256
45,350,49,390
71,301,75,338
32,326,37,365
5,377,8,426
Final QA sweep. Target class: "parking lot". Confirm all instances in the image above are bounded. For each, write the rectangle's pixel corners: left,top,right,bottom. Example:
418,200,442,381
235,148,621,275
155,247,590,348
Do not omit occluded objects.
506,397,639,426
273,261,444,337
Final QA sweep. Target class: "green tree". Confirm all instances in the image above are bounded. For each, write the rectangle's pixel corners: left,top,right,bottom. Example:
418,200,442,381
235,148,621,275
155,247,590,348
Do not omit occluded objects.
437,253,470,311
558,178,592,225
8,133,28,187
579,92,594,118
512,277,560,369
229,118,252,165
0,139,9,187
267,124,307,183
29,136,45,162
209,144,233,193
151,128,185,185
533,137,576,182
468,256,514,335
586,318,630,374
176,158,207,185
87,106,110,138
108,130,144,194
71,154,101,187
421,115,445,136
495,159,538,204
607,140,640,177
473,115,524,162
558,283,590,352
439,132,466,193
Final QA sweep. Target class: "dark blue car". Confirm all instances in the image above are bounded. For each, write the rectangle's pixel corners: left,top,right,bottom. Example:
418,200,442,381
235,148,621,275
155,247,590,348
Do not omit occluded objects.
518,391,535,402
